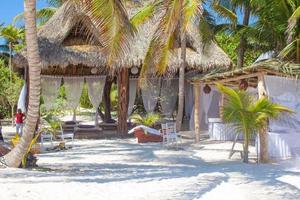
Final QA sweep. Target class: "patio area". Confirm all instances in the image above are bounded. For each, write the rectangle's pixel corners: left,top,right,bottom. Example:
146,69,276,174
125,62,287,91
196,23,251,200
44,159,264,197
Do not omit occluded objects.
1,139,300,200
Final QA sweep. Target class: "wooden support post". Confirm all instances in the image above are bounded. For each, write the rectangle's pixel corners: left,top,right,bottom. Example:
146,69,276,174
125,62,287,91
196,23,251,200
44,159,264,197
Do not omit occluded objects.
194,83,201,143
219,93,224,120
117,68,129,137
257,74,268,163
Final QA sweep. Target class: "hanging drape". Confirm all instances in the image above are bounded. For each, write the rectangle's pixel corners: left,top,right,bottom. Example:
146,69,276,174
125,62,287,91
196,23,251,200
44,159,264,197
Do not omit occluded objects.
41,76,62,110
185,81,194,119
17,83,27,112
141,78,161,112
86,76,106,125
264,75,300,131
160,79,179,117
64,77,84,121
202,91,214,124
128,79,138,116
189,87,220,131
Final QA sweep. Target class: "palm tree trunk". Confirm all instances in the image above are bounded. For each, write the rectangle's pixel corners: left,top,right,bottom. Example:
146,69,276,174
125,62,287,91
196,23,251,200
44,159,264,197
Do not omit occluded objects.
176,16,186,131
9,42,12,83
237,6,251,68
3,0,41,168
297,37,299,63
9,42,14,127
117,68,129,137
243,131,249,163
11,106,14,127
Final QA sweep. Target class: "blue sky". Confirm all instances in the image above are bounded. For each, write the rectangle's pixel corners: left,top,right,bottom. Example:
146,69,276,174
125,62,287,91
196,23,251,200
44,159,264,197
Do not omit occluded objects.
0,0,48,26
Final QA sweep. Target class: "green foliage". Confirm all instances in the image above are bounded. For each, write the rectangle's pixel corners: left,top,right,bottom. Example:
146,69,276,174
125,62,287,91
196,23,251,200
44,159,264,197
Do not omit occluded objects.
40,85,68,116
42,112,61,136
3,76,23,108
130,112,161,127
215,32,262,67
80,84,93,109
110,83,118,111
216,83,293,162
0,59,23,118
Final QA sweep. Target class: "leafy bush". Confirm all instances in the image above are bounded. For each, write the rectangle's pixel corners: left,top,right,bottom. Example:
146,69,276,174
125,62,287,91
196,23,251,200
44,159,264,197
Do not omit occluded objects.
129,113,161,127
80,83,93,109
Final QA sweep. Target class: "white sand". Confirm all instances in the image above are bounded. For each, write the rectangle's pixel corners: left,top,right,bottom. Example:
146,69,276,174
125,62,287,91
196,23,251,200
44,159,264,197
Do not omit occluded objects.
0,139,300,200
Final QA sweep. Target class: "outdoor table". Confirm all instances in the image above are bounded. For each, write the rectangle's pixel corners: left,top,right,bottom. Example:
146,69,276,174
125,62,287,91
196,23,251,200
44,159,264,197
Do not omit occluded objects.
208,118,244,141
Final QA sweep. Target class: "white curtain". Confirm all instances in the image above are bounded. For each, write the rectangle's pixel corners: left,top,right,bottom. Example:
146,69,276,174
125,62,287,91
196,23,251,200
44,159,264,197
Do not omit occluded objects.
160,79,178,117
189,87,220,131
141,78,161,112
185,81,194,118
64,77,84,121
264,75,300,131
202,91,214,124
86,76,106,125
41,76,62,110
17,84,27,113
128,79,138,115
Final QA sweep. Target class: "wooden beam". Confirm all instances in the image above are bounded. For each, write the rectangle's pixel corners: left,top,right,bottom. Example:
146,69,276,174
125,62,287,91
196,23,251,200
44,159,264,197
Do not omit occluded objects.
215,72,263,84
194,83,201,143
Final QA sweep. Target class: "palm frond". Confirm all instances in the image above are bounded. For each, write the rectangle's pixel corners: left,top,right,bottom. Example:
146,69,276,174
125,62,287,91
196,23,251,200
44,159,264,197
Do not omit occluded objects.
140,0,182,77
212,0,237,26
68,0,136,67
130,1,163,28
279,39,297,59
13,7,57,26
287,6,300,43
182,0,203,32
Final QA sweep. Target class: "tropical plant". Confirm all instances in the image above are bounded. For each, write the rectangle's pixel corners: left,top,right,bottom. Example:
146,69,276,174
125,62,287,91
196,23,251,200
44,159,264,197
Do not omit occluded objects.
130,112,161,128
80,84,93,109
42,113,61,137
2,0,42,168
216,83,293,163
137,0,204,132
212,0,255,68
0,25,25,81
244,0,300,63
14,7,58,27
2,76,24,126
215,32,263,66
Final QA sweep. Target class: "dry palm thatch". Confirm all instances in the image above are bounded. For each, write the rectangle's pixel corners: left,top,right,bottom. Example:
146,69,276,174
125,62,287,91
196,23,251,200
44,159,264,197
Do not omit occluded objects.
190,59,300,87
14,1,232,73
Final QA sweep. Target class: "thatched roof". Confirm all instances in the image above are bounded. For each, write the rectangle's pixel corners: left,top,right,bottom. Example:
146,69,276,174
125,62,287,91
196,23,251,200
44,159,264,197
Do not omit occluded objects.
189,59,300,87
14,1,232,72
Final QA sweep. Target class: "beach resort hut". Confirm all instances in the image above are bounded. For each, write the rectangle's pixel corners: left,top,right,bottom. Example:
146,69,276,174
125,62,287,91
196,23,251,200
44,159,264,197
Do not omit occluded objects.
189,59,300,161
14,1,232,137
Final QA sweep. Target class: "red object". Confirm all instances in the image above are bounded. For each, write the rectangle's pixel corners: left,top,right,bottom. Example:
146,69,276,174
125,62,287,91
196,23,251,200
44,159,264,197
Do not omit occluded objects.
134,128,162,143
239,79,249,90
203,84,212,94
15,113,25,124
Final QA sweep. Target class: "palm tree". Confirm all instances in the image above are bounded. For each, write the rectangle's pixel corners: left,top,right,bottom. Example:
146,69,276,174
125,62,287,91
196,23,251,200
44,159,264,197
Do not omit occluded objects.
0,25,24,81
13,0,64,27
216,83,293,163
212,0,255,68
242,0,300,63
139,0,204,131
2,0,42,168
1,0,135,167
13,7,58,27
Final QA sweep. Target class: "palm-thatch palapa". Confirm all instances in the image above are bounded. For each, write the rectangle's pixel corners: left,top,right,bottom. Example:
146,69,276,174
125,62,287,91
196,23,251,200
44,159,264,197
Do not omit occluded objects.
13,1,232,136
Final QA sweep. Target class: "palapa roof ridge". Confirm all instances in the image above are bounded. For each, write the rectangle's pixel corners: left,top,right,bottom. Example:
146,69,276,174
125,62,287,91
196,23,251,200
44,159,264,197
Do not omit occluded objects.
189,59,300,86
14,1,232,72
